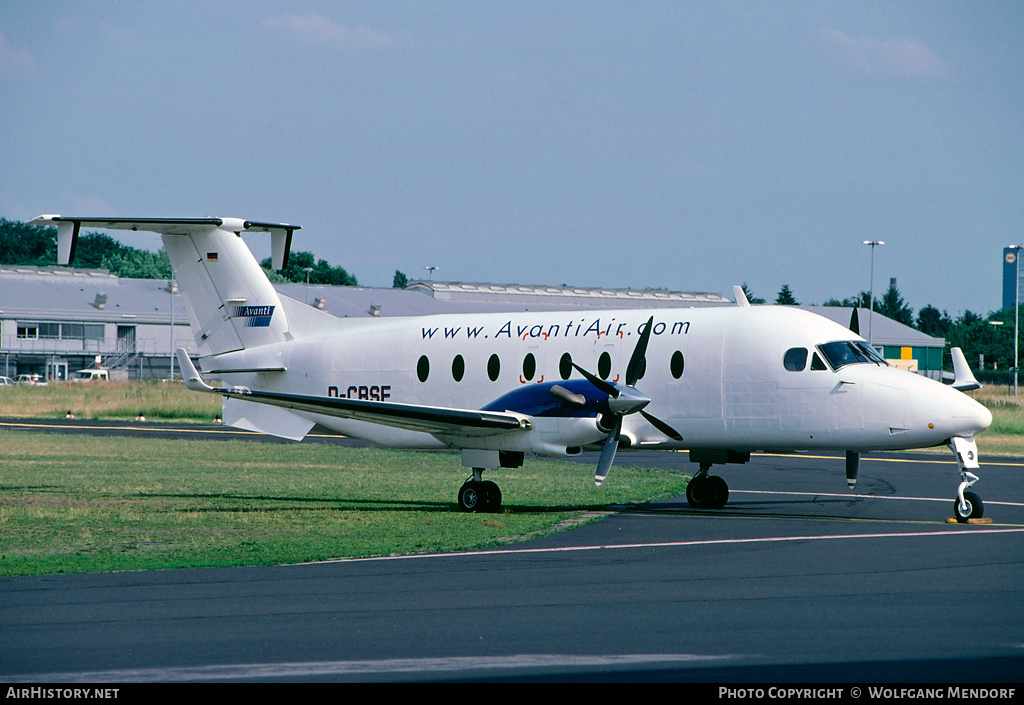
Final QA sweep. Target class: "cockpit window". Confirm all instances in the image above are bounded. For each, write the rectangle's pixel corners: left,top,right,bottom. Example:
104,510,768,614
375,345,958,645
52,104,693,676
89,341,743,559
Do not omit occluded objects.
783,348,808,371
816,341,889,370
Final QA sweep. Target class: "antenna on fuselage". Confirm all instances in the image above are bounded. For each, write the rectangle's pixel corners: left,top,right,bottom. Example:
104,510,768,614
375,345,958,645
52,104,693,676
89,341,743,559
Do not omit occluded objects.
950,347,982,391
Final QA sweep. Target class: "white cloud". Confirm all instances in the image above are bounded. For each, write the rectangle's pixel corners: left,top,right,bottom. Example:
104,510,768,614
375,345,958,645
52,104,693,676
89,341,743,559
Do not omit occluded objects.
261,14,394,52
0,29,37,77
823,29,945,78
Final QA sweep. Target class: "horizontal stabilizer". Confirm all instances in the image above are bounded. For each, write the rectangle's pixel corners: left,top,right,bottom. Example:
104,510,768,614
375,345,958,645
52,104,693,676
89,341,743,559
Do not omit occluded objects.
28,215,299,269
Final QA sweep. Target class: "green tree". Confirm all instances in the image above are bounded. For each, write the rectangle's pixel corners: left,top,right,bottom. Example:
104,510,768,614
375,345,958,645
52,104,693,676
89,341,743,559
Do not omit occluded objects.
73,233,126,269
100,248,173,279
916,305,953,338
260,250,357,286
945,310,1015,371
393,270,408,288
877,282,914,326
0,218,56,265
775,284,798,305
740,283,765,304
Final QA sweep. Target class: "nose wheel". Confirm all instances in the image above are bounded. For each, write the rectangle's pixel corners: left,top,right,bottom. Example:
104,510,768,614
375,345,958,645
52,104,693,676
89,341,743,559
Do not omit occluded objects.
953,490,984,523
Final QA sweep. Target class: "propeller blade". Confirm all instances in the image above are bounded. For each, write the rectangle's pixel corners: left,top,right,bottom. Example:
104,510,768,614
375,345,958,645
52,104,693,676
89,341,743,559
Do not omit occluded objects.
640,410,683,442
626,316,654,387
595,417,622,486
571,362,619,398
846,451,859,489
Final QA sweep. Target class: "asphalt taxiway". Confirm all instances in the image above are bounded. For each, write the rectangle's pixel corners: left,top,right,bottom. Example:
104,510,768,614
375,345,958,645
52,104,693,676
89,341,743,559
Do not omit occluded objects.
2,419,1023,682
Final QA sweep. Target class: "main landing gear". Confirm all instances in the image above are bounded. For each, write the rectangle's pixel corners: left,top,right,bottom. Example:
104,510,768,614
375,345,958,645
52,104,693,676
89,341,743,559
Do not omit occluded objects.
458,468,503,514
686,463,729,510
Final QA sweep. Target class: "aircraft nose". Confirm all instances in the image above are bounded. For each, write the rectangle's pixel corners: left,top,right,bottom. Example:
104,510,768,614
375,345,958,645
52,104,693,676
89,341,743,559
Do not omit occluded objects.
952,394,992,437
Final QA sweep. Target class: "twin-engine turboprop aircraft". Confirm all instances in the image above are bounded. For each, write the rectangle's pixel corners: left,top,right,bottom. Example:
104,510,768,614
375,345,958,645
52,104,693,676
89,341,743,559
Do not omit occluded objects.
30,215,994,520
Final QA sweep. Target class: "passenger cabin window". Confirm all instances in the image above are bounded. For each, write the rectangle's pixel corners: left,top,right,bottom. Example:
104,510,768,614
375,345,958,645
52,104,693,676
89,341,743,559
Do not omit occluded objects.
522,353,536,381
816,341,889,371
783,348,808,371
670,351,685,379
417,355,430,382
559,353,573,380
487,354,501,382
598,352,612,379
451,355,465,382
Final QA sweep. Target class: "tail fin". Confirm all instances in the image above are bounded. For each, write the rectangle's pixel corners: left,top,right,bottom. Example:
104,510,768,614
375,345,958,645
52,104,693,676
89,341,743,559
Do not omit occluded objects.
30,216,299,356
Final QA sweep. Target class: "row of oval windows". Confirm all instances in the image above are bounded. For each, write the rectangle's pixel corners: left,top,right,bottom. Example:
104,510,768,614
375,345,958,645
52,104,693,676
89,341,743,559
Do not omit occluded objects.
416,351,686,383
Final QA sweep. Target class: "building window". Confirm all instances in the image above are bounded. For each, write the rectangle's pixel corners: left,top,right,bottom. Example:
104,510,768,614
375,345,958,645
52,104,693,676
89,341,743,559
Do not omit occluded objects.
15,322,104,341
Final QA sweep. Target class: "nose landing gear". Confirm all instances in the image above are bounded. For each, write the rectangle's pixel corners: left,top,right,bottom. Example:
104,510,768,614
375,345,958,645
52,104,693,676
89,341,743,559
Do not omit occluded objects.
949,437,984,523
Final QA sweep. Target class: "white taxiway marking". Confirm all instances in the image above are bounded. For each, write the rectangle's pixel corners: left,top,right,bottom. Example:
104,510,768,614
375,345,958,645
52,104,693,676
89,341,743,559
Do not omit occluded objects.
312,525,1024,565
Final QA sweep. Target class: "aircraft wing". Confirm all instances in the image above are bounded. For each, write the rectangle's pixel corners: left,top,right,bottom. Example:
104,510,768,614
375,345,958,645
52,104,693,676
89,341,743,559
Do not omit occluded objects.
176,350,530,437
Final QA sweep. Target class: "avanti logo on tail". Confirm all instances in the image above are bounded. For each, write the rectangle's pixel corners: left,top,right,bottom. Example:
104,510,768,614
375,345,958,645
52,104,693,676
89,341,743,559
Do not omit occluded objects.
232,305,275,327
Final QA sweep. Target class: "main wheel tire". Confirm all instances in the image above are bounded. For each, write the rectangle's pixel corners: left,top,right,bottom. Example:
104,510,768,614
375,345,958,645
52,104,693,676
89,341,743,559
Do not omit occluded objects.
481,481,502,513
458,481,483,513
953,491,984,523
686,475,710,508
707,475,729,509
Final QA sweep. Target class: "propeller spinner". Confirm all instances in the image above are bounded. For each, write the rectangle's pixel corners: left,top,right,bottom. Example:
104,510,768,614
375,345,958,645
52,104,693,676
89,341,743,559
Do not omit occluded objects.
566,316,683,485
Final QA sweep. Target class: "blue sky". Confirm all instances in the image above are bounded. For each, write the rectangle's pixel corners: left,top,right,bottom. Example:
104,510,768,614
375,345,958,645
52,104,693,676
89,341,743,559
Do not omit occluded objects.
2,1,1021,316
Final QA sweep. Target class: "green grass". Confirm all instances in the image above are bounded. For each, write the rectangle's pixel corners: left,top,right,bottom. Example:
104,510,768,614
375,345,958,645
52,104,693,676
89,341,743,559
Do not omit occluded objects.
0,431,690,576
0,381,221,422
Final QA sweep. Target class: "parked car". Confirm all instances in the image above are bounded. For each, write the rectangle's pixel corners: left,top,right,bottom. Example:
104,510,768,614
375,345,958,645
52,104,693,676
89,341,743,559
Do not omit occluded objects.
71,369,110,382
0,376,15,386
16,374,48,386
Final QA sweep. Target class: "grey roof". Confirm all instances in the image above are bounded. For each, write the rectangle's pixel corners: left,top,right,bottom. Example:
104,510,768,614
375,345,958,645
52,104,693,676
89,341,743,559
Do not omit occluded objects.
276,280,733,319
806,306,944,348
0,266,185,324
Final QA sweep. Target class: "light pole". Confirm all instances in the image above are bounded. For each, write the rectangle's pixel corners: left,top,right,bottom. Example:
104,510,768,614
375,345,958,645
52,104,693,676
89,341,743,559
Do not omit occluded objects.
862,240,885,345
424,266,438,281
1008,245,1023,395
303,267,313,305
167,280,177,381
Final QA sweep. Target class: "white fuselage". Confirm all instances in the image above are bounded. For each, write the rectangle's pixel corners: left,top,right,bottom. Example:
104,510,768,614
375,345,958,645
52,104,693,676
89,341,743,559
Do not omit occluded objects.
210,303,992,456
